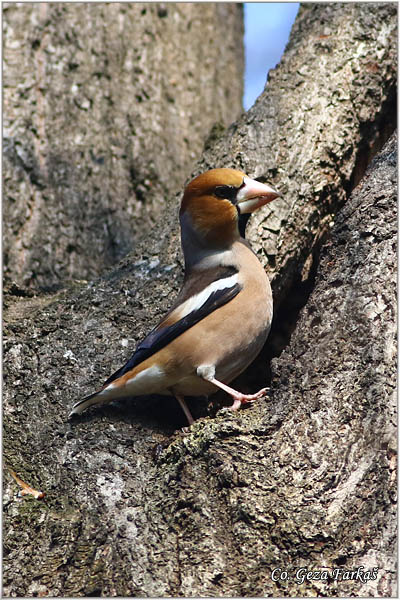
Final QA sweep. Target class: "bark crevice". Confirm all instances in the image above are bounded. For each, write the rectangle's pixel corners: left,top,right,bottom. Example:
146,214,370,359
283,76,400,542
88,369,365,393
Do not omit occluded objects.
4,3,397,597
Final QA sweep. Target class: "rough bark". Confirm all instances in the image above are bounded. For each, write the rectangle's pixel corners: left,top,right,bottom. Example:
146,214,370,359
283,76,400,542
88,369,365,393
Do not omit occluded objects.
261,131,397,597
3,2,244,290
197,2,396,302
3,3,397,598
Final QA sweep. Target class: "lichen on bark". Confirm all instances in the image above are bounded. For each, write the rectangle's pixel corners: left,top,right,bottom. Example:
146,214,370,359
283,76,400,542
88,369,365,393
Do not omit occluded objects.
3,3,397,597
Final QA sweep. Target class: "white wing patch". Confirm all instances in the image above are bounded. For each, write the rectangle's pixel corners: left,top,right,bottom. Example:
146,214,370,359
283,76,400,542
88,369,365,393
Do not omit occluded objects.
174,274,239,320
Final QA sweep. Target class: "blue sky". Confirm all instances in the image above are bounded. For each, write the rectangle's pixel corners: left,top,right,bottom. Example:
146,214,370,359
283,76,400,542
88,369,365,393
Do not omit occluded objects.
244,3,300,110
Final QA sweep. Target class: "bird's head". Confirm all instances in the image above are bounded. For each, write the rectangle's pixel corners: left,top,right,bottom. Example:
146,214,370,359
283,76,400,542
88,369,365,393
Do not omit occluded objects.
179,168,280,262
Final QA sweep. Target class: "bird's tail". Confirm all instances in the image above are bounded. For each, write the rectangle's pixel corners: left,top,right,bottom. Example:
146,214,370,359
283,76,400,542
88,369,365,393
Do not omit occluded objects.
69,388,110,417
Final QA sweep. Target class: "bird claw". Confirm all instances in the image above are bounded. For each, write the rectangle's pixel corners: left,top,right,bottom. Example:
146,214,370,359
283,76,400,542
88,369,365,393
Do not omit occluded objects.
250,387,270,400
228,387,270,411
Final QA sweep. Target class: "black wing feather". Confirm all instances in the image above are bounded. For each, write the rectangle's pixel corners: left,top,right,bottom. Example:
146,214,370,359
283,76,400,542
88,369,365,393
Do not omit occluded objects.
103,282,241,386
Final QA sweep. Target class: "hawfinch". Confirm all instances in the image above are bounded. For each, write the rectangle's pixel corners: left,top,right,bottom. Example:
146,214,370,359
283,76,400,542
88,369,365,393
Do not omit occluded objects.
70,168,280,425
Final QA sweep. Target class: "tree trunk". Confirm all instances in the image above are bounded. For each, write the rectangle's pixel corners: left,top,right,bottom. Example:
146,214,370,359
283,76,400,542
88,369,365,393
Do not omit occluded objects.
3,2,244,291
3,3,397,597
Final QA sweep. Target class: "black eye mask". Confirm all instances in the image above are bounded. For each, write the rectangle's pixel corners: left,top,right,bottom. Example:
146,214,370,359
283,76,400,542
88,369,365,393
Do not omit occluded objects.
214,185,238,202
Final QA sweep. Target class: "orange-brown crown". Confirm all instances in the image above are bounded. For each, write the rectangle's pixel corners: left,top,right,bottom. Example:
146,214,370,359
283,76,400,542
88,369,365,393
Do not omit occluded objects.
180,168,246,247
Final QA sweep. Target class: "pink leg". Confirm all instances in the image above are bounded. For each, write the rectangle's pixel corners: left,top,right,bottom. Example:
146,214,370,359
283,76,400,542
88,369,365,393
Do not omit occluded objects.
206,377,269,412
174,393,195,425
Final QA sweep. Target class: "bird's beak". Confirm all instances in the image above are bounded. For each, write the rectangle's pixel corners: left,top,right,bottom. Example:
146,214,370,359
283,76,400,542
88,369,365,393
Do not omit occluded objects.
236,176,281,214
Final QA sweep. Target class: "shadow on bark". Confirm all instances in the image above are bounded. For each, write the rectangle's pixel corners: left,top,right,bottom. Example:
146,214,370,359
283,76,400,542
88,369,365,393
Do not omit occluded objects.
3,3,397,597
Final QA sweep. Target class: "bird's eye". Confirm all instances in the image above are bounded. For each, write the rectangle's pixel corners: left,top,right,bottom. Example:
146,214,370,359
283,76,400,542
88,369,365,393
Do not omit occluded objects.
214,185,238,202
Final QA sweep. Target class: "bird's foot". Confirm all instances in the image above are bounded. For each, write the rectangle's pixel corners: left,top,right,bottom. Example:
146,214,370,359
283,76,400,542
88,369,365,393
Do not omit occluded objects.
227,387,269,411
197,370,270,415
